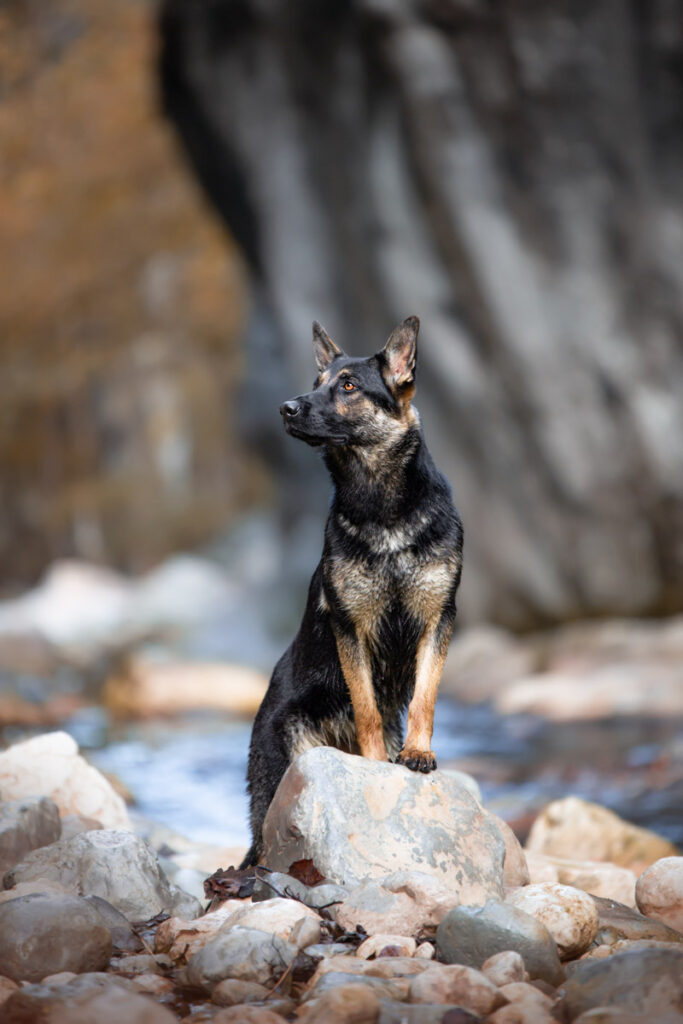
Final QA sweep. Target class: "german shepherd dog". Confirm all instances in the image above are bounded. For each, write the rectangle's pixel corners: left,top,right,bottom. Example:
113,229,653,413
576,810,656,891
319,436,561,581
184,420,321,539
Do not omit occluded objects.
241,316,463,867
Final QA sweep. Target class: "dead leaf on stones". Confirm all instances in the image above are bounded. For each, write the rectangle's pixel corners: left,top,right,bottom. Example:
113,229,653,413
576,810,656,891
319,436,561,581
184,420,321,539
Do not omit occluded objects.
204,865,256,903
288,859,326,887
132,911,170,953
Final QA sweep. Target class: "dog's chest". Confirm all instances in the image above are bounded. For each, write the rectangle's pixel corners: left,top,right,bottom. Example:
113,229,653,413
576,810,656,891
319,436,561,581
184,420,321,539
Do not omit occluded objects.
324,518,456,633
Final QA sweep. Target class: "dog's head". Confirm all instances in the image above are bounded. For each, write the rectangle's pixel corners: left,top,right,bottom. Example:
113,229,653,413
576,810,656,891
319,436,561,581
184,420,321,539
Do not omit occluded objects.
280,317,420,448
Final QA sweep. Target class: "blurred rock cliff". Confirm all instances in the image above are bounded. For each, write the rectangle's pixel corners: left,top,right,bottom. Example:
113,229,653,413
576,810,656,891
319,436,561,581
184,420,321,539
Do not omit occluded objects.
159,0,683,628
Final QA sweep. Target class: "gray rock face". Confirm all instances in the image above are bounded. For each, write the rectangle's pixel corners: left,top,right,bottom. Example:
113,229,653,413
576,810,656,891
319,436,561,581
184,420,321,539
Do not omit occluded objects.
83,895,144,952
0,891,112,982
560,948,683,1018
0,796,61,874
3,829,201,921
3,972,176,1024
262,748,511,897
436,900,564,987
183,926,299,991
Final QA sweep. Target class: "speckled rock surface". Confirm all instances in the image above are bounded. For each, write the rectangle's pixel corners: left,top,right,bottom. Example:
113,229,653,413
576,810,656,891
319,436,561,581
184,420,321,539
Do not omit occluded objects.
635,857,683,933
506,882,599,958
262,747,513,896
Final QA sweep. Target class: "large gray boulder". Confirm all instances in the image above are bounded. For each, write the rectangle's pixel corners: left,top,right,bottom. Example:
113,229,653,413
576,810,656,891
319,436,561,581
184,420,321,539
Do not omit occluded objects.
0,891,112,982
3,829,201,921
0,796,61,874
262,747,516,897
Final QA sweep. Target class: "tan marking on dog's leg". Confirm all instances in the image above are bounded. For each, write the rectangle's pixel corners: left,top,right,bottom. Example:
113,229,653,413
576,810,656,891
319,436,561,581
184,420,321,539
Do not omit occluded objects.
335,636,387,761
398,631,448,771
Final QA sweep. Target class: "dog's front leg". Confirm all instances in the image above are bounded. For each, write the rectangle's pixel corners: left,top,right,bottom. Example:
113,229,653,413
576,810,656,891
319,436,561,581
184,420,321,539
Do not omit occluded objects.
335,633,388,761
397,629,448,773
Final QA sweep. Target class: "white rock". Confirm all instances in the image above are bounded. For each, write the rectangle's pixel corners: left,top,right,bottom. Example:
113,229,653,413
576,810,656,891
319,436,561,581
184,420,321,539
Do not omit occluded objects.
635,856,683,934
524,850,637,907
481,950,526,986
0,732,130,830
155,900,244,960
506,882,599,958
356,934,417,959
408,963,502,1014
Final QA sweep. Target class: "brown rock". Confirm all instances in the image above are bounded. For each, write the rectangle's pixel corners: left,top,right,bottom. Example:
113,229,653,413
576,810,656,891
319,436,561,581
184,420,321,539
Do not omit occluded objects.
204,1008,288,1024
525,797,678,874
524,850,637,906
635,856,683,933
487,1003,556,1024
481,951,525,987
307,955,429,988
0,976,19,1007
498,980,553,1007
408,964,503,1014
298,983,380,1023
506,883,599,958
104,659,267,718
414,942,435,960
128,974,175,997
591,894,683,946
212,979,270,1006
3,974,175,1024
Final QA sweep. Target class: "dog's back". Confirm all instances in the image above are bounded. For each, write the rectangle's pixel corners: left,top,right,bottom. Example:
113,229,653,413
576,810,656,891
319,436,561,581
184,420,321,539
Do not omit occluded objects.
242,317,462,866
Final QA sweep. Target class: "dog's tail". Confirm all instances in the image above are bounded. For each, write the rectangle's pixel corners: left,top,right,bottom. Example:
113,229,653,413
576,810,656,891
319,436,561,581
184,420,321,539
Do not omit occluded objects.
239,842,260,870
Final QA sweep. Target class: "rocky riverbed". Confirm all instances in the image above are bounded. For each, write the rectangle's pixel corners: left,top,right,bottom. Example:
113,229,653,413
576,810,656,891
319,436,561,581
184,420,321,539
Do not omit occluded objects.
1,731,682,1023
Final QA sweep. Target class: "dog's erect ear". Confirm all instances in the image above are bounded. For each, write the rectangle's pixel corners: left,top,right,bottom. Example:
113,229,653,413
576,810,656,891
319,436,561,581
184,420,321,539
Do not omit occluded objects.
312,321,344,372
379,316,419,390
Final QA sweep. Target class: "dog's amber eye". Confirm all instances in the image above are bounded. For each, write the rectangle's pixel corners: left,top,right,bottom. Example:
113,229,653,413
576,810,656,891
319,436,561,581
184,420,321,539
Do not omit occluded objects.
343,381,356,392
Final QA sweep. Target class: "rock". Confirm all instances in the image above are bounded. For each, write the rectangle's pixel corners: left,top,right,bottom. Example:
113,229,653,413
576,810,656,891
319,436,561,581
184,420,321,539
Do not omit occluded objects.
481,951,526,987
0,879,71,903
103,657,267,718
298,983,380,1023
408,964,502,1014
0,797,61,874
221,896,322,947
499,819,531,887
590,894,683,947
128,974,175,997
635,856,683,933
155,900,244,959
304,971,410,1002
0,732,130,829
111,953,170,975
252,870,349,910
436,901,564,986
379,1003,481,1024
207,1009,289,1024
577,937,683,961
262,748,510,897
573,1012,683,1024
487,1003,556,1023
506,883,599,958
525,797,678,874
524,851,637,906
495,663,683,720
212,979,270,1006
0,892,112,982
84,895,144,952
2,973,176,1023
333,871,456,937
60,815,104,841
0,976,19,1007
4,829,200,920
182,926,298,991
356,934,417,959
498,980,553,1007
415,943,435,960
304,942,351,959
308,955,429,986
559,948,683,1018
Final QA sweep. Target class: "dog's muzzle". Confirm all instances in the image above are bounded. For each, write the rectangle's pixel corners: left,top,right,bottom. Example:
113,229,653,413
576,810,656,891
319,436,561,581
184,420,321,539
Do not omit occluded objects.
280,400,300,420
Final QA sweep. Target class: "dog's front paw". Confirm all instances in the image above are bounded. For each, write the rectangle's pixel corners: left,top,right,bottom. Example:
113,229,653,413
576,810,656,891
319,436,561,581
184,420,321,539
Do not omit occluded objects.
396,748,437,773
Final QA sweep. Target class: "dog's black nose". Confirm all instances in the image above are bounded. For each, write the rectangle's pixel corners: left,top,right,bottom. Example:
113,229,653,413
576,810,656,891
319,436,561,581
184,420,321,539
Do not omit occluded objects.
280,400,300,419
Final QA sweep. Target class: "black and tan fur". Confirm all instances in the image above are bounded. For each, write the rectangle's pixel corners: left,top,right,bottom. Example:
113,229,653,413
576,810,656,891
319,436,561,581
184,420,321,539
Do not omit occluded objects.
241,316,463,867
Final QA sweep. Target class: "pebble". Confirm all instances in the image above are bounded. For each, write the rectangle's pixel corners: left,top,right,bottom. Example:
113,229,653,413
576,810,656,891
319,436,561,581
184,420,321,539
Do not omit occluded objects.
408,963,502,1015
0,892,112,982
436,900,564,986
252,871,348,910
635,856,683,933
298,983,380,1023
506,882,599,958
415,942,435,960
356,934,417,959
559,947,683,1018
481,950,526,986
182,926,298,991
2,973,176,1024
211,978,270,1006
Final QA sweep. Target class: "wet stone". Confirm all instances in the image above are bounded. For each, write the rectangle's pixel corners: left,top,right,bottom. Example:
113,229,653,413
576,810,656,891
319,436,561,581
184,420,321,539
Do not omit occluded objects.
436,900,564,986
0,891,112,983
559,947,683,1018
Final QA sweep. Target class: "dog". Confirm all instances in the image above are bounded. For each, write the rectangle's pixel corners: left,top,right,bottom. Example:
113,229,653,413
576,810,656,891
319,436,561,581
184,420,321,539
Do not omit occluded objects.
241,316,463,867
